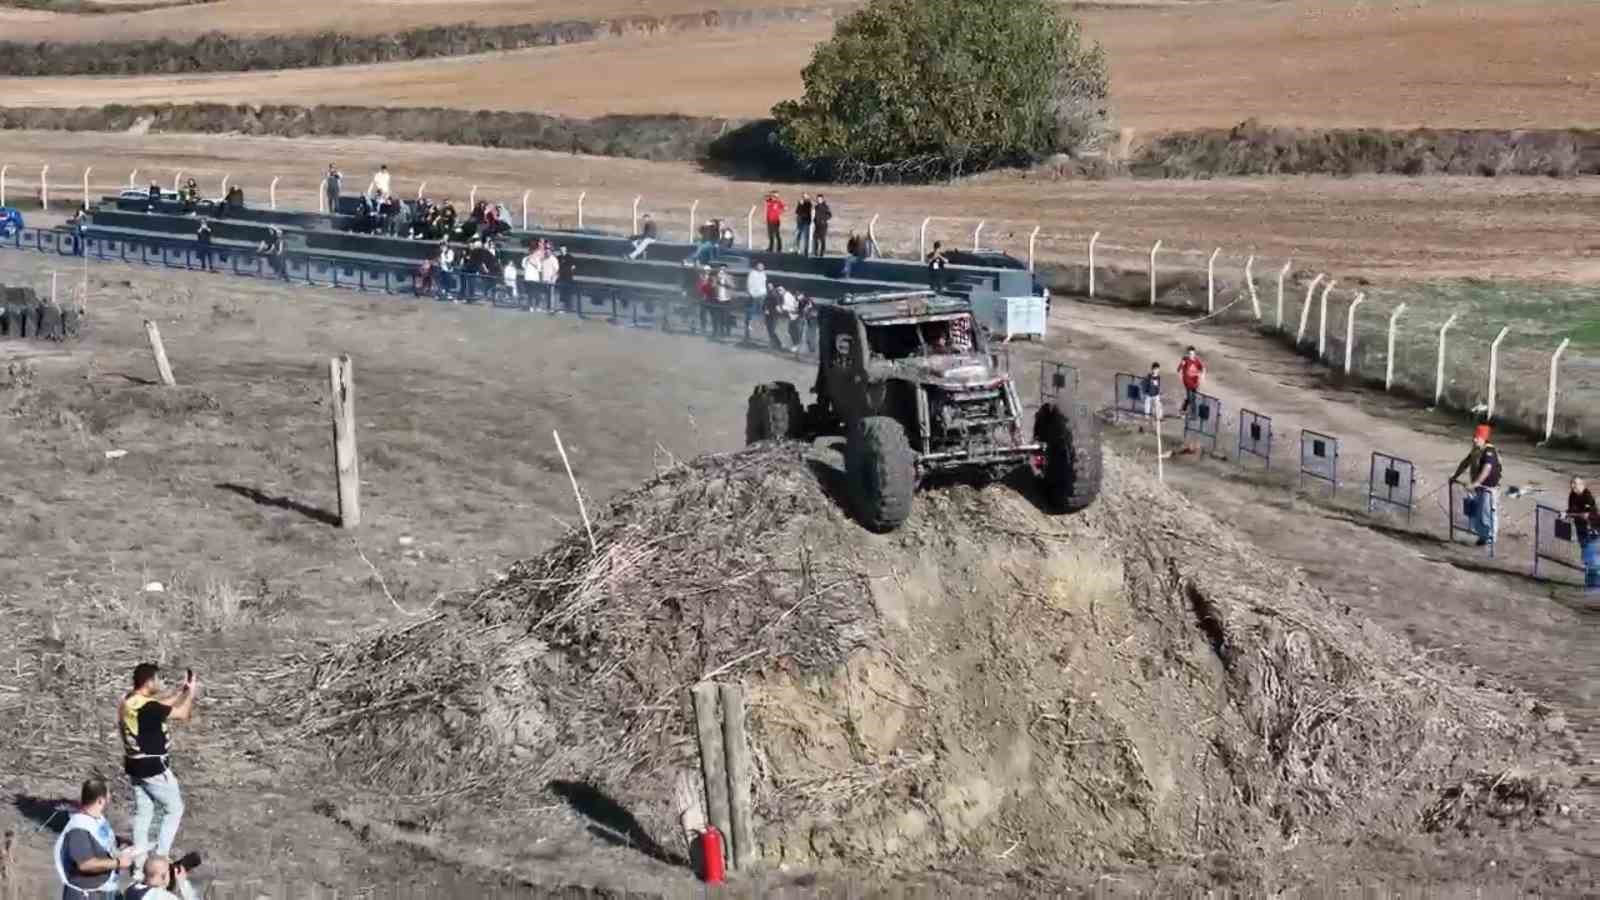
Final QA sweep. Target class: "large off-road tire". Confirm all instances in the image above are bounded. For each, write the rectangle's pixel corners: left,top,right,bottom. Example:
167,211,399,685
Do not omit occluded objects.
845,416,916,532
1034,403,1102,513
745,381,806,444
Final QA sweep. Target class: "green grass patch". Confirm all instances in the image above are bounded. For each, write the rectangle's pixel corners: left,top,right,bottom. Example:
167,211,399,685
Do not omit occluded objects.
1380,279,1600,347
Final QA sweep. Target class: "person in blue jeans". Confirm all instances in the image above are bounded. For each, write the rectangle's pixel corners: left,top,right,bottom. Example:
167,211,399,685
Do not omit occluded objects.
1450,424,1501,548
119,663,197,872
1565,476,1599,590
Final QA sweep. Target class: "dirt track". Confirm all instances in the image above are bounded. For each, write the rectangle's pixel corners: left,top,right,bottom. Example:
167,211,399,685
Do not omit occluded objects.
4,1,1596,130
0,244,1592,893
2,131,1595,281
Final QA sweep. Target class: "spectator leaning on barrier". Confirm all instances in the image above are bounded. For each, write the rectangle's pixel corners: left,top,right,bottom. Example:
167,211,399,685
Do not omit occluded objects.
794,193,814,258
1564,476,1599,590
324,165,342,213
812,194,833,257
628,214,659,260
764,192,785,253
120,663,196,871
1451,424,1503,547
843,231,864,279
55,776,134,900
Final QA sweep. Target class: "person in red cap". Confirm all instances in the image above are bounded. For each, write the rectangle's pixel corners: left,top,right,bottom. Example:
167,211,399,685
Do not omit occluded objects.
1451,423,1502,547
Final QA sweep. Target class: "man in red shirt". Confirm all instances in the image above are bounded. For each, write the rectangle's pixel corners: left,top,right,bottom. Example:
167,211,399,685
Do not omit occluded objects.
763,192,786,253
1177,346,1206,454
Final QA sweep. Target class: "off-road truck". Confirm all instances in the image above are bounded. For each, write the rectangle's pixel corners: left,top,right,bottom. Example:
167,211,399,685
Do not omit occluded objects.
746,291,1101,531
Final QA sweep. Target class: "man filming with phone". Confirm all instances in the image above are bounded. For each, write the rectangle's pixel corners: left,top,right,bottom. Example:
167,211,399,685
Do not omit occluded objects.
125,854,202,900
119,663,197,871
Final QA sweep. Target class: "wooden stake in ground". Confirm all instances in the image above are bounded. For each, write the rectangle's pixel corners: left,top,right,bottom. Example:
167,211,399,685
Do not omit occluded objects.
553,429,596,553
143,320,176,387
719,682,755,870
690,683,731,855
329,355,360,528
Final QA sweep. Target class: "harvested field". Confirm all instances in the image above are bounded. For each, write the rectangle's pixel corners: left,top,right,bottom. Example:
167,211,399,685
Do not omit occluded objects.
3,1,1595,131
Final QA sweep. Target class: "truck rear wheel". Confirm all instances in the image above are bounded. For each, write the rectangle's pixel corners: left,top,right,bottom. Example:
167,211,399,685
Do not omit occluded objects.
846,416,915,532
745,381,805,444
1034,403,1102,513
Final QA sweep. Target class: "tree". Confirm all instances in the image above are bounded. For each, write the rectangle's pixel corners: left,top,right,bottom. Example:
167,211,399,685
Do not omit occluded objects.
771,0,1109,181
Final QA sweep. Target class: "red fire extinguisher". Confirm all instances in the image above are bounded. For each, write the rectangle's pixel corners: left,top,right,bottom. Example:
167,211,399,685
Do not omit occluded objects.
697,826,726,884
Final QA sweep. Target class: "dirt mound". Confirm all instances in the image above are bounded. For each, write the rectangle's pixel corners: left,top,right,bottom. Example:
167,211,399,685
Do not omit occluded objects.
292,443,1562,883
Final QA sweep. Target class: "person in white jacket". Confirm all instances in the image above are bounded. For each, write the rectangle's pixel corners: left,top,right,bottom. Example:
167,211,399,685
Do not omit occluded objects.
539,249,560,311
369,165,391,201
502,260,519,304
521,249,543,310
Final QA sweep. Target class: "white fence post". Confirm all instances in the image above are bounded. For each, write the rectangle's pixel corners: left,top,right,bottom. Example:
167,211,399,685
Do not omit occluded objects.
1088,231,1100,298
919,217,931,260
577,191,586,229
82,167,92,207
269,177,279,210
1027,225,1039,273
1384,303,1407,390
1433,313,1459,406
869,214,880,256
40,165,49,210
1343,292,1365,375
1296,273,1324,344
746,205,756,249
689,199,699,241
1317,279,1337,358
1148,240,1162,306
1206,248,1220,313
972,220,985,252
130,169,138,187
416,181,426,201
524,190,533,231
1543,338,1571,443
1,164,10,207
469,185,478,208
1244,256,1260,320
172,170,182,193
1487,325,1511,421
319,184,326,214
1276,259,1292,330
631,195,641,235
219,174,229,197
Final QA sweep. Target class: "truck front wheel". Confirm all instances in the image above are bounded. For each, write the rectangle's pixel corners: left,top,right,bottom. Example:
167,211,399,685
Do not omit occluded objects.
845,416,915,532
1033,403,1102,513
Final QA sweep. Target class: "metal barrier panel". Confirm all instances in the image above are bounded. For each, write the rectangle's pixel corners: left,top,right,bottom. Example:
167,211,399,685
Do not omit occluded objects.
1039,361,1078,408
1533,503,1585,580
1236,409,1272,469
1298,429,1339,494
1367,451,1417,523
1183,391,1221,452
1113,371,1150,419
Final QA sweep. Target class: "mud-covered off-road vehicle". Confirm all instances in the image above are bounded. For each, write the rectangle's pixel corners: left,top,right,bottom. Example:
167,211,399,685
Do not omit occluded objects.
746,290,1101,531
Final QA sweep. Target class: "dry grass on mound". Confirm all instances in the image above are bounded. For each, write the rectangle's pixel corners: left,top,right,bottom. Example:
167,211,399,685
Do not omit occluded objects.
288,442,1565,877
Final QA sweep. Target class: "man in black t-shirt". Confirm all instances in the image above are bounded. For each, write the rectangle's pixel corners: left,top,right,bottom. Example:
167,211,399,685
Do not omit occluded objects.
794,193,814,258
1451,424,1502,547
119,663,196,871
1565,475,1599,589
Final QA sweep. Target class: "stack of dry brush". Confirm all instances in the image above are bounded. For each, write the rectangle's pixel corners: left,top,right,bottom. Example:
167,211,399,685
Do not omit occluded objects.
0,284,79,341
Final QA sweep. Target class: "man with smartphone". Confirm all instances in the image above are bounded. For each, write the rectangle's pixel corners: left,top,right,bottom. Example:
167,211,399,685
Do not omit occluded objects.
125,853,202,900
119,663,197,871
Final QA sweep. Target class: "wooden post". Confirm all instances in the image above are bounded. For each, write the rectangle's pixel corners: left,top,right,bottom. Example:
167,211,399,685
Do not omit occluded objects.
719,683,755,870
329,355,360,528
691,684,731,857
143,320,176,386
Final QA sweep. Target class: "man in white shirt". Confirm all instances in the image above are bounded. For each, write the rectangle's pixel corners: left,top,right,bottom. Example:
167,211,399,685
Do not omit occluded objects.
521,249,543,310
502,260,520,304
370,165,391,201
539,249,560,311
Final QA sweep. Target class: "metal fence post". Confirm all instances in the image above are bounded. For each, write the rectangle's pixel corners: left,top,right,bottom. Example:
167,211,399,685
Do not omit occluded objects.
525,190,533,230
1206,247,1219,313
1344,292,1365,375
129,168,138,187
1543,337,1571,443
1487,325,1511,421
269,177,279,209
919,217,931,259
469,185,478,208
220,174,229,197
972,220,985,252
82,167,92,206
172,170,182,193
1385,303,1407,390
632,195,641,235
746,205,756,249
1296,273,1324,345
1087,231,1099,297
1148,240,1161,305
40,165,49,210
1276,259,1292,330
2,164,10,207
1317,279,1336,358
869,214,880,256
416,180,427,200
689,200,699,241
1433,312,1459,406
1245,255,1259,319
577,191,586,229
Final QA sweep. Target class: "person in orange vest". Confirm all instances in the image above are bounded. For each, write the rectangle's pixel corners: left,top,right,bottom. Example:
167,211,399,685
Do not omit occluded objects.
763,192,785,253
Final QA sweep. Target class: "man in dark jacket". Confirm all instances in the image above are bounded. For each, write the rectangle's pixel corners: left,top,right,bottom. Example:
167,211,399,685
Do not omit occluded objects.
1565,475,1599,589
794,193,814,258
194,219,213,272
557,247,577,312
1450,424,1502,547
811,194,833,257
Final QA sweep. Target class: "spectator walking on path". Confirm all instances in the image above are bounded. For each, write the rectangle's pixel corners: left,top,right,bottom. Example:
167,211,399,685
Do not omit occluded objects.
194,219,212,272
125,855,199,900
627,214,659,260
119,663,196,871
1565,476,1599,590
1450,424,1503,548
1176,347,1205,454
811,194,833,257
55,777,135,900
323,164,342,215
926,241,948,293
794,193,814,258
764,192,785,253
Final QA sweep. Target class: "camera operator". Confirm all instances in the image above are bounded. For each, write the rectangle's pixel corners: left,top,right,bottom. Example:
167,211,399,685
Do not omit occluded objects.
125,854,201,900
